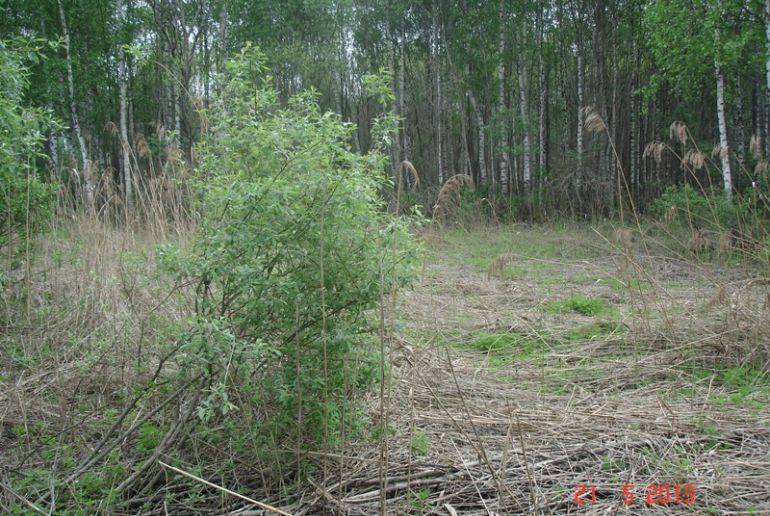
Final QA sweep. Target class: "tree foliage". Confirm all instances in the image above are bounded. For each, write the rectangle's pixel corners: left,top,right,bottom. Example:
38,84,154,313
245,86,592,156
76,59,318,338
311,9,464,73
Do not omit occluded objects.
0,39,58,258
1,1,767,219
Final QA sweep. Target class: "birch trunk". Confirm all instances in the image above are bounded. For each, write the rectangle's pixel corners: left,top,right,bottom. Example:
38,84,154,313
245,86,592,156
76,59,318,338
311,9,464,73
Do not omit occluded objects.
388,41,401,174
460,97,471,177
118,0,132,210
47,131,59,183
399,26,408,163
735,83,745,169
766,0,770,97
497,0,509,192
537,7,547,194
57,0,93,207
128,77,135,146
765,0,770,156
468,91,486,185
173,83,182,146
715,61,733,197
511,110,519,194
120,69,131,208
433,1,444,184
518,66,532,193
576,50,584,187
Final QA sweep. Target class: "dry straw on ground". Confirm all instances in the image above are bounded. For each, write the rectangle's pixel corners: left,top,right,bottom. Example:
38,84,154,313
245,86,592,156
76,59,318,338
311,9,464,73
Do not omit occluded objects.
3,219,770,514
269,229,770,515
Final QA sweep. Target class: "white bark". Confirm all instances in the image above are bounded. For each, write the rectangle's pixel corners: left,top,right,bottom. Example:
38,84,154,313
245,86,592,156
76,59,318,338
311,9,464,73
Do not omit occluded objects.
765,0,770,157
58,0,93,207
388,41,401,173
460,98,471,177
538,16,546,180
399,28,408,162
120,71,131,205
715,61,733,197
47,131,59,183
433,1,444,184
518,66,532,192
766,0,770,99
576,50,584,186
468,91,486,185
497,0,509,191
735,82,745,168
173,83,181,146
118,0,132,209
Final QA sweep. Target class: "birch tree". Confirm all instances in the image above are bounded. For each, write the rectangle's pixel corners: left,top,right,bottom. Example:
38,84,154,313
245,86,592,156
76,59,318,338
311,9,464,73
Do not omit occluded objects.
765,0,770,158
117,0,132,210
645,0,758,197
766,0,770,97
57,0,93,207
497,0,509,191
2,0,767,217
518,61,532,193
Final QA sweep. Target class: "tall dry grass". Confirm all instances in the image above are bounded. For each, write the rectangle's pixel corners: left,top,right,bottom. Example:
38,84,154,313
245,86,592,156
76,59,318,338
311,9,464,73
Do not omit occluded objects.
0,148,199,511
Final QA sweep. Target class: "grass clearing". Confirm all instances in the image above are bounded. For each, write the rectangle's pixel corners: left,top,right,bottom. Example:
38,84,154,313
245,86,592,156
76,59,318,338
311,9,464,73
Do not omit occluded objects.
3,221,770,514
541,293,608,316
374,224,770,513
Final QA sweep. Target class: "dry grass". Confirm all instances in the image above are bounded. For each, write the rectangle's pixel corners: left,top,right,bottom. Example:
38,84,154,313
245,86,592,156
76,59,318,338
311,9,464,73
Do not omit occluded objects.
432,174,474,225
393,160,421,215
2,220,770,514
687,229,709,254
583,106,607,134
486,254,513,280
280,225,770,515
669,121,688,146
682,149,706,171
643,142,665,164
614,227,633,250
0,211,195,510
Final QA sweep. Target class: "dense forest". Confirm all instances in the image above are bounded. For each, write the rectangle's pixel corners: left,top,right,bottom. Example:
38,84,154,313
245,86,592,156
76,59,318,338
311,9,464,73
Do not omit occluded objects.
2,0,769,218
2,1,770,515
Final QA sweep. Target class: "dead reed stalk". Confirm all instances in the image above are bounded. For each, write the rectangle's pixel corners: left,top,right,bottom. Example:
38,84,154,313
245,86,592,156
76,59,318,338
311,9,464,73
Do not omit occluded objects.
432,174,474,225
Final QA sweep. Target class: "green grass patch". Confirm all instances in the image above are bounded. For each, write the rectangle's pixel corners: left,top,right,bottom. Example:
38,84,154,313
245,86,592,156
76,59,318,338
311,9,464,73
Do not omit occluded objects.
435,226,603,272
468,332,520,352
541,294,607,316
409,430,431,456
599,276,649,291
721,367,769,389
682,367,770,409
463,331,550,368
566,321,625,340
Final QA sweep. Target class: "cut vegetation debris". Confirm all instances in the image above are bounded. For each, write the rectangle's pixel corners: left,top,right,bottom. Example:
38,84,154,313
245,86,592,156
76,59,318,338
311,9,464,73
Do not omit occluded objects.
3,221,770,514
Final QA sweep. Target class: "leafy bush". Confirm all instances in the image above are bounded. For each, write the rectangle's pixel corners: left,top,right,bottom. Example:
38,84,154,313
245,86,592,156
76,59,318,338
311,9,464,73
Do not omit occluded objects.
651,184,742,230
161,46,420,449
0,39,58,259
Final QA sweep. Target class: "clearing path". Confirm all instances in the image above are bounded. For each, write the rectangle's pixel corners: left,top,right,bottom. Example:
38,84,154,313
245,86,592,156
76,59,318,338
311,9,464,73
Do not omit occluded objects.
320,226,770,515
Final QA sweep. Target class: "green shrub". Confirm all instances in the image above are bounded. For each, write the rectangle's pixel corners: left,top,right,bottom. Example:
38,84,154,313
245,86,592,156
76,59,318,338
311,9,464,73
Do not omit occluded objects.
161,45,420,449
0,39,58,260
651,184,743,231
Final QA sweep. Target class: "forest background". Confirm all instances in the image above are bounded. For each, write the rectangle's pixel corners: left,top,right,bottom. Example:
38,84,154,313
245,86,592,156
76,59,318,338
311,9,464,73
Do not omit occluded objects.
3,0,769,220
